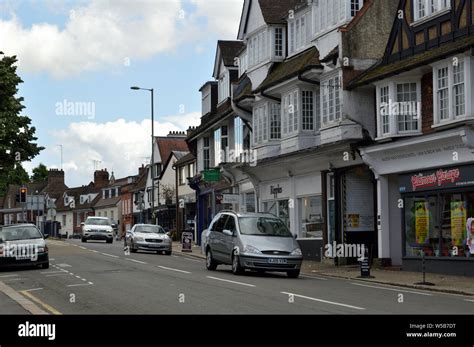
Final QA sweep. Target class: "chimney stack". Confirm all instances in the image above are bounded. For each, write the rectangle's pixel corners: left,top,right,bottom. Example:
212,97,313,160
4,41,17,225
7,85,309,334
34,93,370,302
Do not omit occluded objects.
94,169,110,188
47,169,65,187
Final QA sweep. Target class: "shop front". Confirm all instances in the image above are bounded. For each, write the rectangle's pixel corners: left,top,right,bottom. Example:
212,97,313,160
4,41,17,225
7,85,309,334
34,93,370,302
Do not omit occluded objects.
360,126,474,275
259,173,324,260
399,165,474,276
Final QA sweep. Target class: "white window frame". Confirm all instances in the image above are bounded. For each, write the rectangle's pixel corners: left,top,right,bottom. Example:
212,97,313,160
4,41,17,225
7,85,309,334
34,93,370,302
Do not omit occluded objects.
218,72,229,103
288,12,310,56
253,104,269,146
270,103,281,140
273,27,284,58
375,78,422,139
312,0,359,36
432,56,472,126
203,136,210,170
301,90,315,131
321,73,342,126
248,29,270,69
413,0,451,23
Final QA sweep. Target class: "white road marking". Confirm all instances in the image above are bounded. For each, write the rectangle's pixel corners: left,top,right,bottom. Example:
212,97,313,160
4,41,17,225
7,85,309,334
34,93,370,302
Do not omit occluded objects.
81,278,87,282
46,274,69,277
4,278,25,282
49,258,55,261
182,257,201,262
41,271,64,274
171,255,179,258
206,276,256,287
281,291,366,310
351,282,433,296
69,273,74,276
57,263,72,268
75,275,81,279
90,250,99,253
22,288,43,292
126,259,147,265
0,274,19,278
78,246,87,250
101,253,119,258
67,283,92,287
88,282,94,285
158,266,191,274
300,274,328,281
464,299,474,302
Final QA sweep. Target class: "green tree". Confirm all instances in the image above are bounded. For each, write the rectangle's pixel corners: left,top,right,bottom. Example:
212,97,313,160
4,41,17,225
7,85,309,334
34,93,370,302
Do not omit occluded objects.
31,163,48,183
7,163,30,186
0,54,44,196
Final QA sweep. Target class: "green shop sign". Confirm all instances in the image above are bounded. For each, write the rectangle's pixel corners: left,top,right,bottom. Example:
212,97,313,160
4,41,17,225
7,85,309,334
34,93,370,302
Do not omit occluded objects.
203,169,220,182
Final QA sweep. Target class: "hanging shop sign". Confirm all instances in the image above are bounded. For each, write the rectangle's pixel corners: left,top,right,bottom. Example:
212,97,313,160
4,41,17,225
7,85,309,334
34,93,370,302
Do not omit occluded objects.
399,165,474,193
203,169,220,182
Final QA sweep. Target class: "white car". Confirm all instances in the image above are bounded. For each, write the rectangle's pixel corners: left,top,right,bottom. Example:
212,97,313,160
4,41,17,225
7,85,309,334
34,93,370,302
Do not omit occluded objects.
201,228,210,254
81,217,114,243
124,224,172,255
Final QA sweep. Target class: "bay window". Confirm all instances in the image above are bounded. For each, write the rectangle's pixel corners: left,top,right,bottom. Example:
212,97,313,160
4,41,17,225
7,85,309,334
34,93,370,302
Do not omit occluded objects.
376,80,421,138
321,75,342,125
288,13,310,55
270,103,281,140
248,29,270,69
413,0,450,22
274,28,283,58
218,72,229,103
253,103,281,146
433,56,471,125
282,89,319,137
313,0,361,35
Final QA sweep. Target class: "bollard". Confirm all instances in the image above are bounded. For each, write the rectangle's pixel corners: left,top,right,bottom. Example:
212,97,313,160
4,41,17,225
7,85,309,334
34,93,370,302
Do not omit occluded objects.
414,251,435,286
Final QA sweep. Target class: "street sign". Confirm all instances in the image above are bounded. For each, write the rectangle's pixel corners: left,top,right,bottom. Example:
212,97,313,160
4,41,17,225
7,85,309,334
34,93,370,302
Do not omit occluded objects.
181,232,193,253
222,194,239,204
26,195,45,210
203,169,220,182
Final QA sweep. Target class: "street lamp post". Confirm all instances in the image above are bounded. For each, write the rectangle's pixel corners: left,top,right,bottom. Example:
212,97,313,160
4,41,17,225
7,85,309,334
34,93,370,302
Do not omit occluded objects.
131,86,155,224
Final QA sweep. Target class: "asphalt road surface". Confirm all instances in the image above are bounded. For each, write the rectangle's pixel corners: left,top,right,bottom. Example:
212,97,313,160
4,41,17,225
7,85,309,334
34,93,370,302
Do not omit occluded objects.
1,239,473,314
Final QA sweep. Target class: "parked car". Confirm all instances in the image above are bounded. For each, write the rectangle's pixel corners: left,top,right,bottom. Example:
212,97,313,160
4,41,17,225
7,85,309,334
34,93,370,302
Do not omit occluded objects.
205,211,303,278
81,217,114,243
0,224,49,269
201,228,211,254
124,224,172,255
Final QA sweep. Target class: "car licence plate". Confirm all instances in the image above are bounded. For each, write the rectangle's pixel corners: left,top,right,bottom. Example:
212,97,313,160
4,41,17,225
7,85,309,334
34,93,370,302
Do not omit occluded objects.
268,258,287,264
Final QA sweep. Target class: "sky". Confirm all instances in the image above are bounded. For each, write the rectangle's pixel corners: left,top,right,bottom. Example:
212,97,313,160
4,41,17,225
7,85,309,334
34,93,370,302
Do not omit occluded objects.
0,0,243,186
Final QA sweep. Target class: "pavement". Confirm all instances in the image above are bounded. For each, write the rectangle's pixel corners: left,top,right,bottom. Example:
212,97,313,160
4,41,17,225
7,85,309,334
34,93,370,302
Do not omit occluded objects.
0,238,472,315
172,241,474,296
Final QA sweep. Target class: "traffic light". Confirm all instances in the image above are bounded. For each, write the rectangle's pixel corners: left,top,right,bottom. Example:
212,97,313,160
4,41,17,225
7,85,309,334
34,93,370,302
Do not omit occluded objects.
19,187,27,204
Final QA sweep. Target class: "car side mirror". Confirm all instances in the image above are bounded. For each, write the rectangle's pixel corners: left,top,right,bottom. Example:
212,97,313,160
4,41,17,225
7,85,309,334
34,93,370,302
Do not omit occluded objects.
44,234,50,239
80,222,85,226
223,229,233,237
166,232,171,237
293,234,298,239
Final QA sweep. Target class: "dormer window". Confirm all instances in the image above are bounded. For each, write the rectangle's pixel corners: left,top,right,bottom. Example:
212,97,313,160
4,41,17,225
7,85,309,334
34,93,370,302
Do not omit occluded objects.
218,72,229,103
413,0,450,22
288,13,309,55
274,28,283,57
248,29,270,69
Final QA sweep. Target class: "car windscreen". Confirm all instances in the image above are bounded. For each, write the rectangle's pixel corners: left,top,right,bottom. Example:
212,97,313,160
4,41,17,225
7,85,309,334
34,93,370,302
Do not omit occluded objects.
0,226,43,242
238,217,292,237
85,218,111,226
135,225,165,234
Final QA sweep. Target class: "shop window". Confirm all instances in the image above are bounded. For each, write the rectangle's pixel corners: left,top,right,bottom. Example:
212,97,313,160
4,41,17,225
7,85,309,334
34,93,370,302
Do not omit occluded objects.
299,196,323,238
404,192,474,257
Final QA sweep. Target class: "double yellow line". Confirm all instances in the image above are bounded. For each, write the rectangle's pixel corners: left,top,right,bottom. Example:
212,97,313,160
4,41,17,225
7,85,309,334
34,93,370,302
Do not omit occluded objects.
19,290,62,315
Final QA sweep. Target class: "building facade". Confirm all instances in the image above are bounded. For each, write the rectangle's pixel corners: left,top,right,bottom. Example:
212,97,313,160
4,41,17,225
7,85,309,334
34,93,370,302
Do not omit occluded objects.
351,0,474,275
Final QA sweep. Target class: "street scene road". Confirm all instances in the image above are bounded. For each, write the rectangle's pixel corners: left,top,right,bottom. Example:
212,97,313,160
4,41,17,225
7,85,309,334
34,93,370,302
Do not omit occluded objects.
1,239,472,315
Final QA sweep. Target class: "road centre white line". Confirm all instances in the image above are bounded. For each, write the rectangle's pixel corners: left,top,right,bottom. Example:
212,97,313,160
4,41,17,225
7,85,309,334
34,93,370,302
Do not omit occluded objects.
101,253,119,258
126,259,147,265
351,282,433,296
206,276,256,288
281,291,365,310
464,299,474,302
23,288,43,292
67,283,93,287
0,274,19,278
300,274,328,281
157,266,191,274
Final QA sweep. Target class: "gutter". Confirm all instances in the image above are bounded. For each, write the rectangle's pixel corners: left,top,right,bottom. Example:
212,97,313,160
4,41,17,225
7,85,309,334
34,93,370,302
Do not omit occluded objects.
297,71,320,85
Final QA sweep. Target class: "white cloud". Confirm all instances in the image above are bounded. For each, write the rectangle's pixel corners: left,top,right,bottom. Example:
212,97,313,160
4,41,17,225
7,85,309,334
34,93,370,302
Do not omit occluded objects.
190,0,242,39
42,113,197,186
162,111,201,128
0,0,243,79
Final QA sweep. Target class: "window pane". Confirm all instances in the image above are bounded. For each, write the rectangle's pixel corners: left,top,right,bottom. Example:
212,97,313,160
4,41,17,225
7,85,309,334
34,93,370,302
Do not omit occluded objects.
396,83,418,132
453,61,465,117
299,196,323,238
